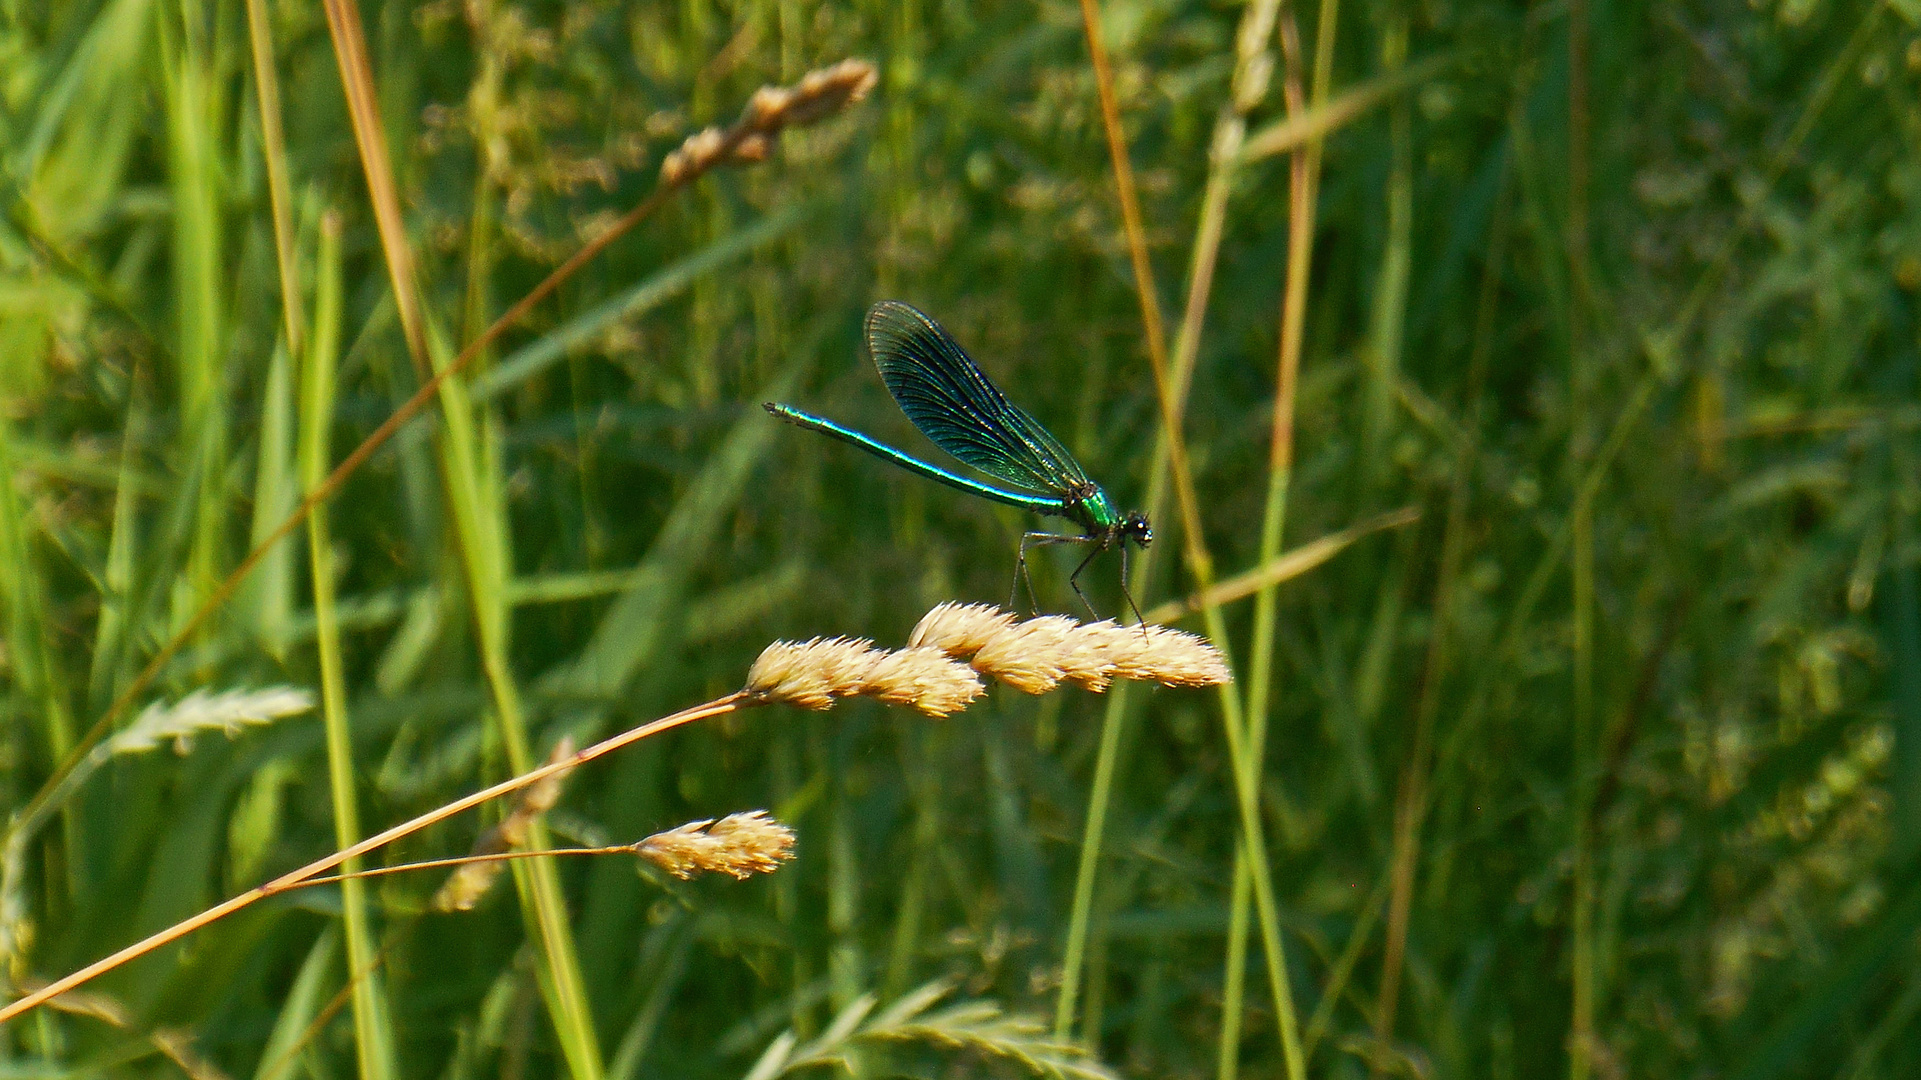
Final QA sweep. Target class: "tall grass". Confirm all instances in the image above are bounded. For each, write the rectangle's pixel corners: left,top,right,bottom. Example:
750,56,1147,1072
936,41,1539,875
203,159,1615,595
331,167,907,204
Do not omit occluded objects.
0,1,1916,1078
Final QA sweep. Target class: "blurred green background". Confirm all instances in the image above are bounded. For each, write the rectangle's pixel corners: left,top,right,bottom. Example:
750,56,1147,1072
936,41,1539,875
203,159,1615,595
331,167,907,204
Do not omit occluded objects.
1,0,1918,1077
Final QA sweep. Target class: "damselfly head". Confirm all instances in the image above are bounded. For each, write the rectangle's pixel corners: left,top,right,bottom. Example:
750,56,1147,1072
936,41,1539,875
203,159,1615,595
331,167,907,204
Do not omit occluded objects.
1122,511,1153,547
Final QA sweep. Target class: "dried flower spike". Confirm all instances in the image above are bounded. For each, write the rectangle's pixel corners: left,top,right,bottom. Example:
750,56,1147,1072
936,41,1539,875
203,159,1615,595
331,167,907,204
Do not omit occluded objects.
1057,620,1132,692
860,646,984,718
741,59,879,132
744,638,981,717
909,602,1017,658
744,636,881,710
970,615,1080,695
636,810,796,880
660,58,876,184
909,604,1233,693
436,738,576,912
1105,624,1233,688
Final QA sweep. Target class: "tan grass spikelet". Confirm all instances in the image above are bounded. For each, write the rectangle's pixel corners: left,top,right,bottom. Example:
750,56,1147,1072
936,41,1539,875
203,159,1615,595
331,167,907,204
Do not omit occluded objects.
635,810,796,880
744,637,982,717
860,646,984,718
1057,619,1132,691
744,59,881,131
660,59,878,184
908,602,1018,658
1105,624,1233,688
969,615,1080,695
744,636,881,710
910,604,1232,692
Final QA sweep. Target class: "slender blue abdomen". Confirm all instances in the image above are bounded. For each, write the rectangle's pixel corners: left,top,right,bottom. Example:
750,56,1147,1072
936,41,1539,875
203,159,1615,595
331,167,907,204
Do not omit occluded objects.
764,402,1069,519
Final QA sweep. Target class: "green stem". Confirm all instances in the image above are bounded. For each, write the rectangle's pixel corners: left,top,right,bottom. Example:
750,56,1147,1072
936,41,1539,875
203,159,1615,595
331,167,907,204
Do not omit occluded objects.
302,213,397,1080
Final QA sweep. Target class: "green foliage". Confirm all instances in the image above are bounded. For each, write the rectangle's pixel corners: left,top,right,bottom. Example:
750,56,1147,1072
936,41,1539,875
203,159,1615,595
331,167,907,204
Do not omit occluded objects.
0,0,1917,1077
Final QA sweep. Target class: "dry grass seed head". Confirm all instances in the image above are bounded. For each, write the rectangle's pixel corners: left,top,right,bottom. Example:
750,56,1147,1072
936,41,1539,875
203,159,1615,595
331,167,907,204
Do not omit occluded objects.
860,646,984,717
661,58,876,183
744,637,880,709
744,59,879,131
909,602,1017,658
636,810,796,880
1108,625,1233,688
1058,620,1130,691
970,615,1080,695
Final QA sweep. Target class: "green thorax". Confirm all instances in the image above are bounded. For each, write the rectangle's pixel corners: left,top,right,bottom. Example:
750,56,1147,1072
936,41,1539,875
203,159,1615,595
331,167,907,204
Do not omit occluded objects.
1067,485,1122,533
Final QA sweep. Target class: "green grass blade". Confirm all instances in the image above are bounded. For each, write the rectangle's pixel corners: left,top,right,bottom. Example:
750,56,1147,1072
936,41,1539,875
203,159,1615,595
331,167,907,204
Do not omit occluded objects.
251,928,340,1080
157,2,228,635
245,340,297,657
423,306,606,1080
301,211,398,1080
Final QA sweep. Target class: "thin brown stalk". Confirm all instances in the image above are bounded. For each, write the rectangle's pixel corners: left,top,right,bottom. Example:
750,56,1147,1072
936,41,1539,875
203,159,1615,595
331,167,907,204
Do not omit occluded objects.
1221,9,1323,1079
321,0,428,376
297,847,651,889
1073,4,1302,1076
0,694,747,1026
2,178,682,925
342,150,542,1048
1075,0,1208,573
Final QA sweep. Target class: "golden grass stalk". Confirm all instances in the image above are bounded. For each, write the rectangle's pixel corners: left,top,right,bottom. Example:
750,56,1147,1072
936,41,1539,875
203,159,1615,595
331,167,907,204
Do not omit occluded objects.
0,604,1224,1025
303,810,796,891
0,693,744,1027
1067,3,1302,1071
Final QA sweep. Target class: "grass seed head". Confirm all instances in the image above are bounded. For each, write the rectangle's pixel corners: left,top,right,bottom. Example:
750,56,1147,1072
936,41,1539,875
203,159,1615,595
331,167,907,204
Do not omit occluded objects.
636,810,796,880
1107,624,1233,687
435,737,577,912
744,637,881,710
860,646,984,717
909,602,1018,657
970,615,1080,695
743,59,880,131
113,686,315,755
662,59,876,184
1058,620,1130,691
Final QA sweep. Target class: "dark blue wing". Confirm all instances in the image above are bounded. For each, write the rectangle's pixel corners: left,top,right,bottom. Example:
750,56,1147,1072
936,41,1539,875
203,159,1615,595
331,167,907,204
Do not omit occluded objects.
866,301,1091,497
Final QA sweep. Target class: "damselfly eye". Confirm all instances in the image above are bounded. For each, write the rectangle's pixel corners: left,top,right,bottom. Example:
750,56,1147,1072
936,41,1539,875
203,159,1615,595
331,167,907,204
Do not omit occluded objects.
1125,512,1153,546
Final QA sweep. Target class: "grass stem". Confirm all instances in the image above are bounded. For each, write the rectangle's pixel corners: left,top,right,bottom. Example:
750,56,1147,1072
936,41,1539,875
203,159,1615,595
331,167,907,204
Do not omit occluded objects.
0,695,748,1027
301,211,397,1080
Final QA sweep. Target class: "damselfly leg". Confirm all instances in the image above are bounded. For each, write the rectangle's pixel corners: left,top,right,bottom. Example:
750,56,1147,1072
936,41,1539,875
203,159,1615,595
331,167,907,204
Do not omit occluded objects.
1013,531,1087,614
1063,540,1108,621
1117,541,1146,629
